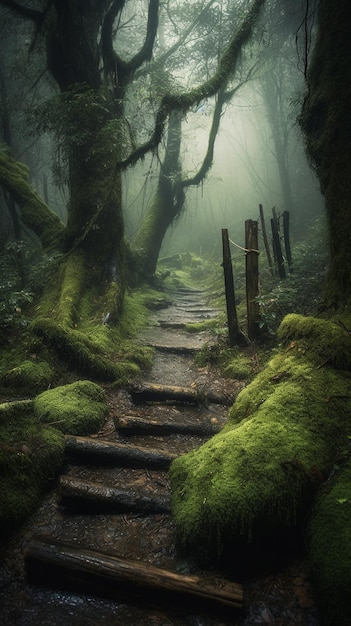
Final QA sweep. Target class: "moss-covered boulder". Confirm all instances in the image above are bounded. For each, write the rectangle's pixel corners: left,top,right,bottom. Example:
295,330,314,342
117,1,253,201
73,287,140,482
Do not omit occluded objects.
170,314,351,560
308,459,351,626
0,401,65,533
33,380,108,435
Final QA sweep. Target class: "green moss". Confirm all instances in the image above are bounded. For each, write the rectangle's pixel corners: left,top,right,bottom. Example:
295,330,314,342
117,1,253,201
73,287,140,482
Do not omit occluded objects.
4,359,54,393
170,314,351,560
184,318,219,334
33,380,108,435
0,148,64,250
224,354,252,380
278,313,351,369
0,410,64,533
309,459,351,626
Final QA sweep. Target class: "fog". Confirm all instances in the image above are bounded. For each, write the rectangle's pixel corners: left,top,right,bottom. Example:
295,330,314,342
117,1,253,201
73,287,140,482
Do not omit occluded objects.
0,0,323,266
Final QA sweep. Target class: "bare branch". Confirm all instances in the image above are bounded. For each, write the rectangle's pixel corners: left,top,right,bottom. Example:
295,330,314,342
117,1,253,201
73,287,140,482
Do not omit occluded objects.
0,0,44,22
119,0,265,169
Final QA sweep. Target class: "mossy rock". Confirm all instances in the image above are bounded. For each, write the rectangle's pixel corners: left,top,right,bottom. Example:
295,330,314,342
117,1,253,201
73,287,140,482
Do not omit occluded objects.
4,359,54,393
309,459,351,626
170,314,351,561
33,380,108,435
0,409,65,533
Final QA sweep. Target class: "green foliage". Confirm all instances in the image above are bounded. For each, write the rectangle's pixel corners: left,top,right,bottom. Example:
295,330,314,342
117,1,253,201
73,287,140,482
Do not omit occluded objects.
0,240,56,342
256,220,328,336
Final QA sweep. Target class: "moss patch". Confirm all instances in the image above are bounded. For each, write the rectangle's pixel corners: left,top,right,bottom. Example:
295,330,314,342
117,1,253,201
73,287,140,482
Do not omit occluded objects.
309,458,351,626
0,406,64,533
4,359,54,393
33,380,108,435
170,314,351,561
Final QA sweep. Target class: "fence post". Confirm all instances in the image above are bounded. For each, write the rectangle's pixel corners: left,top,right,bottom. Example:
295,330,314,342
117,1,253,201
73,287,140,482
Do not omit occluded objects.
283,210,293,272
221,229,245,347
259,203,274,276
245,219,260,341
270,214,286,279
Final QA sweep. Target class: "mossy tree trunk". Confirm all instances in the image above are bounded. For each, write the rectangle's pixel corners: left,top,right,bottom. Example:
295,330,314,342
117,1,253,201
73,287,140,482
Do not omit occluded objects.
300,0,351,307
133,110,184,277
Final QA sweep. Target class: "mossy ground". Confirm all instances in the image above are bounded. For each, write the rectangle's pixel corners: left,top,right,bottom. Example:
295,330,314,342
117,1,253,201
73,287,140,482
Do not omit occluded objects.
308,458,351,626
170,313,351,563
0,380,110,534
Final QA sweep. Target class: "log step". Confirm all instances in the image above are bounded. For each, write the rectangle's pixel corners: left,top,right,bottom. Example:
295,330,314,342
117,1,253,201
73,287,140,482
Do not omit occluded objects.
129,382,232,405
116,414,222,436
25,537,243,611
58,475,171,514
64,435,177,468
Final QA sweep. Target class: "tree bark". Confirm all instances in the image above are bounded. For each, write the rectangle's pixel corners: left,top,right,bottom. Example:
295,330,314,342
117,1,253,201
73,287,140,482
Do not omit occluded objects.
300,0,351,305
25,537,244,610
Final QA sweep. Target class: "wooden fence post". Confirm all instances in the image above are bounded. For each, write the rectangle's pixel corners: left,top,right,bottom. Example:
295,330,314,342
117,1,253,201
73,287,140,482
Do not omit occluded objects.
270,214,286,279
245,220,260,341
283,210,293,272
221,229,245,347
259,203,274,275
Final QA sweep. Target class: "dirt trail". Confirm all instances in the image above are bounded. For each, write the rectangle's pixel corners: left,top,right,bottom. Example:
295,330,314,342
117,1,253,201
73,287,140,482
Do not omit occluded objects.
0,288,320,625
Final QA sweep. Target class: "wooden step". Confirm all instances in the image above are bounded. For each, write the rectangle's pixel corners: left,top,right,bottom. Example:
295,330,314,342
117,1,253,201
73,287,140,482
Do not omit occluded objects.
25,537,243,611
129,382,233,405
116,414,222,436
58,475,171,514
64,435,177,468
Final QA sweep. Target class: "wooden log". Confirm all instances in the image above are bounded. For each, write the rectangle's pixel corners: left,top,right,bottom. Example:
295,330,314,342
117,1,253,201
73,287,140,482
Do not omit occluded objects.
25,537,243,611
129,382,233,406
64,435,176,468
116,414,222,436
58,475,171,514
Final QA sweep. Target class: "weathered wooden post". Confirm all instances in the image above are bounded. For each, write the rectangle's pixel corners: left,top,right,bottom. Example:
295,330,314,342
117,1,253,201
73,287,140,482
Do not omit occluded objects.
270,213,286,279
245,220,260,340
259,203,274,275
221,228,245,347
283,210,293,272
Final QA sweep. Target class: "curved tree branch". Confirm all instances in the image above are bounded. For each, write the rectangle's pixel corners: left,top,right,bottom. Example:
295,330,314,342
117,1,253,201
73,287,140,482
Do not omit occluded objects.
119,0,265,170
0,0,44,22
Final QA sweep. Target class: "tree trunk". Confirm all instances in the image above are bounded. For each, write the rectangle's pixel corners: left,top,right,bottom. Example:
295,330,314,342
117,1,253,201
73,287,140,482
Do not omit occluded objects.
300,0,351,306
132,110,184,276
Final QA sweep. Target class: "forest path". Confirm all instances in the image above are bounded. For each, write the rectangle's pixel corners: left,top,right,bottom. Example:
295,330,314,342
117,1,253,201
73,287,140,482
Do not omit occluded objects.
0,287,245,625
0,288,319,625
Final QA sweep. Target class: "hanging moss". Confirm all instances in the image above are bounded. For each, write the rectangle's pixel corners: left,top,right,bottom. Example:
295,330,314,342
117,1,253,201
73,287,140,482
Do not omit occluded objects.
308,459,351,626
33,380,108,435
170,314,351,561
